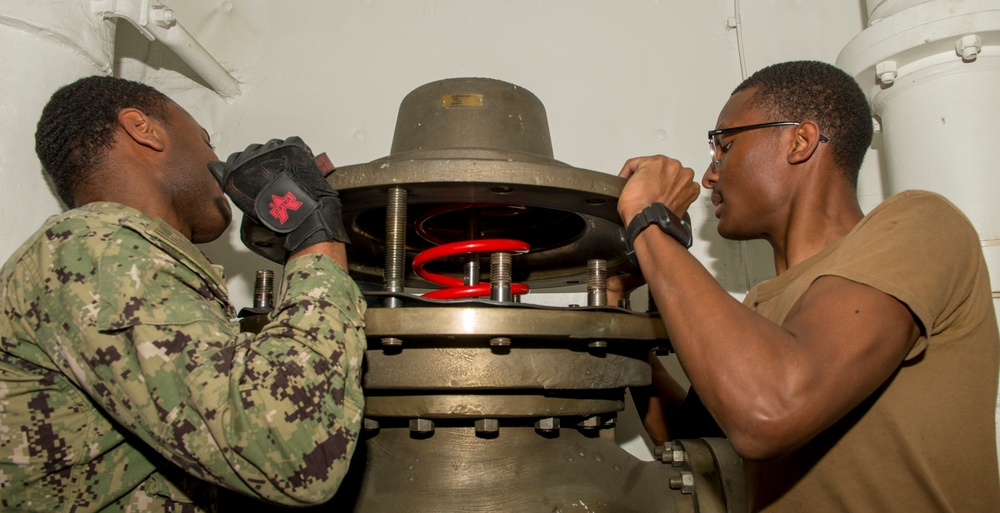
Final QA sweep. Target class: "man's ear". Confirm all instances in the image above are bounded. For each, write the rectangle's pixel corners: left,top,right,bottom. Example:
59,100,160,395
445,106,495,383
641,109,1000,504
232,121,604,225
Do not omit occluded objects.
788,121,823,165
117,108,165,151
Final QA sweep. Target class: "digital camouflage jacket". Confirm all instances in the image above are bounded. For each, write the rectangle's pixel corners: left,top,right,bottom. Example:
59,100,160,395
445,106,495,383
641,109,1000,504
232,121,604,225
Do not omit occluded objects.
0,202,366,512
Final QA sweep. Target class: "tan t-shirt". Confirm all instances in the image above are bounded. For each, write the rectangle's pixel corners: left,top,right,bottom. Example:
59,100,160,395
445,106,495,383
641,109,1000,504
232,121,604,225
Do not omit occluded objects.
742,190,1000,512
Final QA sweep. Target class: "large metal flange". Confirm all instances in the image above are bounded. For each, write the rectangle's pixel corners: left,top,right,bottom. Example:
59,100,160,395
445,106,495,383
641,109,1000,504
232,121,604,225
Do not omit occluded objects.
364,346,651,390
363,394,625,418
362,304,668,341
339,156,630,289
241,76,633,288
241,157,631,289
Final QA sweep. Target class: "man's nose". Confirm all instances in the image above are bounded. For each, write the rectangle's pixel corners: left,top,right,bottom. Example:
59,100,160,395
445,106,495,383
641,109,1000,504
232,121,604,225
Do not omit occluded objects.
701,162,717,189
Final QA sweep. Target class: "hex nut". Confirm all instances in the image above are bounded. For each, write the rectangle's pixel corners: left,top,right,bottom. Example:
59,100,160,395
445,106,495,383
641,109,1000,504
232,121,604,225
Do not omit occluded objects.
409,418,434,434
535,417,560,432
668,471,695,494
875,60,897,85
656,442,686,466
476,418,500,434
955,34,982,61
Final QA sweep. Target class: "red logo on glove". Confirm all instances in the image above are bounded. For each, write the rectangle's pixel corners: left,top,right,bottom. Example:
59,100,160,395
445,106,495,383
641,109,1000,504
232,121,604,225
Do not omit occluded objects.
269,192,303,224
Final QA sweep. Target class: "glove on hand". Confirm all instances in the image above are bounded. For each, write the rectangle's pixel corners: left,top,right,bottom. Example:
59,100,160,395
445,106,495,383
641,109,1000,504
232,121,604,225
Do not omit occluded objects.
208,137,349,259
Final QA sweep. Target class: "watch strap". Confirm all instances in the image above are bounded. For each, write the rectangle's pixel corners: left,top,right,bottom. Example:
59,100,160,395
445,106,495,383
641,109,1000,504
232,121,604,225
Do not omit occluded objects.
624,203,693,264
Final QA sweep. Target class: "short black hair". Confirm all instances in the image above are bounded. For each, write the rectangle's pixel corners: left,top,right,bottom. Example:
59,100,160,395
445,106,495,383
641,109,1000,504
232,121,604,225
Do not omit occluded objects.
733,60,873,187
35,75,170,207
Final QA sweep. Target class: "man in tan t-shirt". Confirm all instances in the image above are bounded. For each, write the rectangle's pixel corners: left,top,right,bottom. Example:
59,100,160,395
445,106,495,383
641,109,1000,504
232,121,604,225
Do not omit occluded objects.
615,60,1000,511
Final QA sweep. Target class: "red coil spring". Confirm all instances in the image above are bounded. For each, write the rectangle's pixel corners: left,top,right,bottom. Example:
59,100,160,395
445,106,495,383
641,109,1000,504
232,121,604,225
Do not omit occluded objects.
412,239,531,300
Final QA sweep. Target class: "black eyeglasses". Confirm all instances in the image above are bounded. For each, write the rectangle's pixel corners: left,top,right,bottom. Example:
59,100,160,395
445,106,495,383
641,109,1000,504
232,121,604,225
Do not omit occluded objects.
708,121,829,170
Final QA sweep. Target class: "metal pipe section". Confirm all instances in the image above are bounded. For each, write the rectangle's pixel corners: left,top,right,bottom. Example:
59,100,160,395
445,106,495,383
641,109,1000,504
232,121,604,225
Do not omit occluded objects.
237,76,747,512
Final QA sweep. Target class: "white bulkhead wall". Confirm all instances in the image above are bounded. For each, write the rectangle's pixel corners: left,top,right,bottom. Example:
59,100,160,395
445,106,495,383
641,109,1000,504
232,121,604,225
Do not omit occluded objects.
0,0,115,246
2,1,995,462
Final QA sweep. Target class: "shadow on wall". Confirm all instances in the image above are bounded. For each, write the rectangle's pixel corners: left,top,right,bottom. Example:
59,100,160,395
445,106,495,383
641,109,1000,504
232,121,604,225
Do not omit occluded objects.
696,198,776,297
112,18,214,94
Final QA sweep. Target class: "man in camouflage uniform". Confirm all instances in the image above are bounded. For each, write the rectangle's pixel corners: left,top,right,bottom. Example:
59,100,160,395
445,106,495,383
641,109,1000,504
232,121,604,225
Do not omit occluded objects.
0,75,366,511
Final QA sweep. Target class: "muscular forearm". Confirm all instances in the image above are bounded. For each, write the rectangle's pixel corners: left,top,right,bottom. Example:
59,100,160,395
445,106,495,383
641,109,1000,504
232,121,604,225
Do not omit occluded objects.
632,228,816,457
632,228,918,460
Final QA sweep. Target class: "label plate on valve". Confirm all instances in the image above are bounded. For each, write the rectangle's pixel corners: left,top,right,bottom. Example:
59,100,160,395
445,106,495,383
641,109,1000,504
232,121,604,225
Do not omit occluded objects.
441,94,484,108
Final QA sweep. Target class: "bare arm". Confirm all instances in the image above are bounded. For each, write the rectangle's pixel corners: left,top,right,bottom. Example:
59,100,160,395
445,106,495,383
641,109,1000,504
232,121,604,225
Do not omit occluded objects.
618,156,920,460
632,353,689,445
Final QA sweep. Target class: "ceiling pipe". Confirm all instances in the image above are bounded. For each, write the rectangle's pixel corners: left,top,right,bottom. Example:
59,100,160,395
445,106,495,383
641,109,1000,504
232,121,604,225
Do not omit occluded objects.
93,0,241,99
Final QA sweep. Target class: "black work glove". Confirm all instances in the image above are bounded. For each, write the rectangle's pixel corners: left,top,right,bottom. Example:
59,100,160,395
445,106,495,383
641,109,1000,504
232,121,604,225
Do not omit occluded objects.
208,137,349,261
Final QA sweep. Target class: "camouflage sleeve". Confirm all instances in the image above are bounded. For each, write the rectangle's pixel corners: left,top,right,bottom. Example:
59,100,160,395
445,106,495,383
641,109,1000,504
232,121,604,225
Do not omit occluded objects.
40,224,366,506
222,253,367,504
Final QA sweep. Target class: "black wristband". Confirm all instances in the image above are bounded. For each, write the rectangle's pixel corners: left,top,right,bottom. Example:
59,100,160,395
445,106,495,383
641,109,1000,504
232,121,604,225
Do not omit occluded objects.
624,203,693,264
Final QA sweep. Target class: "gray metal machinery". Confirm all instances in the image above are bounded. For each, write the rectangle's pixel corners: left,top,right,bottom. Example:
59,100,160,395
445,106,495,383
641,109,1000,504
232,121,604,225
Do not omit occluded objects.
241,78,747,512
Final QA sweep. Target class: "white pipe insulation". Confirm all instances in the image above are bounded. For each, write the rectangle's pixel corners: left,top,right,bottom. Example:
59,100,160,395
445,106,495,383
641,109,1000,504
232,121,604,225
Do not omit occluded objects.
838,0,1000,296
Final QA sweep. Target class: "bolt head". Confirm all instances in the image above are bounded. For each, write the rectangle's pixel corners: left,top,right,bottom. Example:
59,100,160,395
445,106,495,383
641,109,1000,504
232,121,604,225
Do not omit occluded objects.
475,418,500,433
535,417,560,431
875,61,897,85
668,471,695,494
409,418,435,433
956,34,982,61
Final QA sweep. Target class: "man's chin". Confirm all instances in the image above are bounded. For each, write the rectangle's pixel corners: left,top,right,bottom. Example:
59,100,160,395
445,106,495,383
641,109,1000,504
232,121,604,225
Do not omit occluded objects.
192,200,234,244
716,222,753,241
